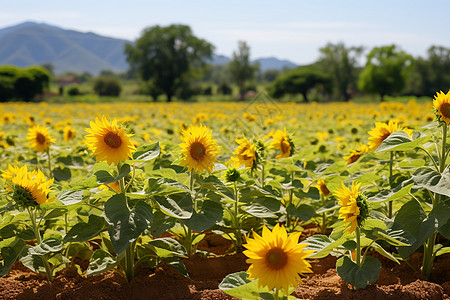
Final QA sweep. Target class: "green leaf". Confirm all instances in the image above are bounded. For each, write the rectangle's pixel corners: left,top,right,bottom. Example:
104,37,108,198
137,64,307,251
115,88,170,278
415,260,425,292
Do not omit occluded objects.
376,131,428,152
395,200,436,258
436,247,450,256
64,215,106,242
411,167,450,197
219,271,271,299
183,200,223,232
303,234,350,258
150,210,176,237
95,164,130,184
336,256,381,289
244,199,278,218
104,194,153,254
131,142,160,162
286,204,315,222
0,237,26,276
153,193,193,219
371,242,400,264
28,238,63,256
52,167,72,181
44,208,68,220
20,252,46,274
293,187,320,201
163,257,188,277
429,200,450,229
369,183,414,203
86,249,118,276
370,229,410,247
439,219,450,239
147,237,187,258
57,189,84,205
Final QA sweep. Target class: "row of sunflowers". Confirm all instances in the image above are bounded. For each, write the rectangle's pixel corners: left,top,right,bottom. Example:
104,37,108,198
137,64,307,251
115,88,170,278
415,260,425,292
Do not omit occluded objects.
0,93,449,299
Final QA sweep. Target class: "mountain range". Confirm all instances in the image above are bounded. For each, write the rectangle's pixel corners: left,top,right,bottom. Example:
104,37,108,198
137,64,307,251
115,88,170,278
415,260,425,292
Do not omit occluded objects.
0,22,298,75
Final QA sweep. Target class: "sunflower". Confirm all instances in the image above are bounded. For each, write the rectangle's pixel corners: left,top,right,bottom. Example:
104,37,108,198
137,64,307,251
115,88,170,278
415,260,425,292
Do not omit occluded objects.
179,124,220,173
316,179,331,197
27,124,56,152
231,134,257,168
344,143,369,165
63,125,75,141
334,181,369,233
85,116,136,166
270,128,294,158
2,165,54,206
433,90,450,124
244,224,313,293
367,120,413,151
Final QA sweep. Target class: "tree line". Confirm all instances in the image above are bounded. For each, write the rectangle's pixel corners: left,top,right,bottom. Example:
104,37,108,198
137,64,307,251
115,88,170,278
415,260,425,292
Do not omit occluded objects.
2,23,450,102
126,25,450,102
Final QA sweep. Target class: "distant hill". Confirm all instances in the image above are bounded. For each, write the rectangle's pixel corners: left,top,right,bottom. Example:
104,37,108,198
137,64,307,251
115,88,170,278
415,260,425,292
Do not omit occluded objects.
253,57,298,72
209,54,298,72
0,21,129,75
0,21,298,75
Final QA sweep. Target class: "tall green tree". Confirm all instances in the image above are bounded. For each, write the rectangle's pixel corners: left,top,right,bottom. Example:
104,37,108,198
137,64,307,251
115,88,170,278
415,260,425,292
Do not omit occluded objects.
268,66,331,102
358,45,413,101
318,42,363,101
406,46,450,96
228,41,259,101
125,24,213,102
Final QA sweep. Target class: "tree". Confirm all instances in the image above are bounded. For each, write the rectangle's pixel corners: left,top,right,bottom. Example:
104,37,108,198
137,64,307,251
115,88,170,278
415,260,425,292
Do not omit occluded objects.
317,42,363,101
125,24,213,102
406,46,450,96
0,66,50,101
93,77,121,96
358,45,413,101
268,66,331,102
228,41,259,101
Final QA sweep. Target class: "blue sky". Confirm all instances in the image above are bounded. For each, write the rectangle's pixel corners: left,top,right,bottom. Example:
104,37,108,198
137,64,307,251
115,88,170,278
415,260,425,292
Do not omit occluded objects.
1,0,449,65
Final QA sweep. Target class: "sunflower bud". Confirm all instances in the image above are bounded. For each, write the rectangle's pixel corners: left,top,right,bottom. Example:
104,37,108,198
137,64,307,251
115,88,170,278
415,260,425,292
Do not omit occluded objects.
12,185,38,208
356,193,369,226
225,168,240,182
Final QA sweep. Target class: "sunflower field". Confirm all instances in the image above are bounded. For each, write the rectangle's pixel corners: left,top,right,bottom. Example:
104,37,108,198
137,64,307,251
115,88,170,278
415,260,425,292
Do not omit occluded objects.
0,94,449,299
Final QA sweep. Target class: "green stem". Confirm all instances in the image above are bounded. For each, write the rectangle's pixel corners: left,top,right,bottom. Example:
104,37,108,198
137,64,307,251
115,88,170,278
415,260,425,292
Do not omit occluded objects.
274,288,280,300
422,124,447,278
124,241,135,282
355,226,361,267
27,207,53,281
189,171,197,211
260,164,265,188
419,147,439,171
320,194,327,234
233,181,242,249
440,123,448,173
422,232,437,278
119,173,135,282
46,148,52,179
286,172,294,228
387,151,394,218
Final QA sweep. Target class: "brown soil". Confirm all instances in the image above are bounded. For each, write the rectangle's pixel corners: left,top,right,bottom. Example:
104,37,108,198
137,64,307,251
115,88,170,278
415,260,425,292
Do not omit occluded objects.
0,234,449,300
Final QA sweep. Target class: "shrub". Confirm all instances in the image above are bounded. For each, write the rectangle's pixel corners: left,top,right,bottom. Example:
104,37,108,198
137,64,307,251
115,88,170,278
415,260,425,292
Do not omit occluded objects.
217,83,232,95
93,77,121,96
67,86,81,96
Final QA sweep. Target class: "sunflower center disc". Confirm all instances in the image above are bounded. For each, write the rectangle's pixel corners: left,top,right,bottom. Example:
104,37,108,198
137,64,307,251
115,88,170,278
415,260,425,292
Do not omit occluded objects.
104,132,122,149
36,133,46,144
442,103,450,118
280,138,289,155
190,142,206,161
266,247,288,270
